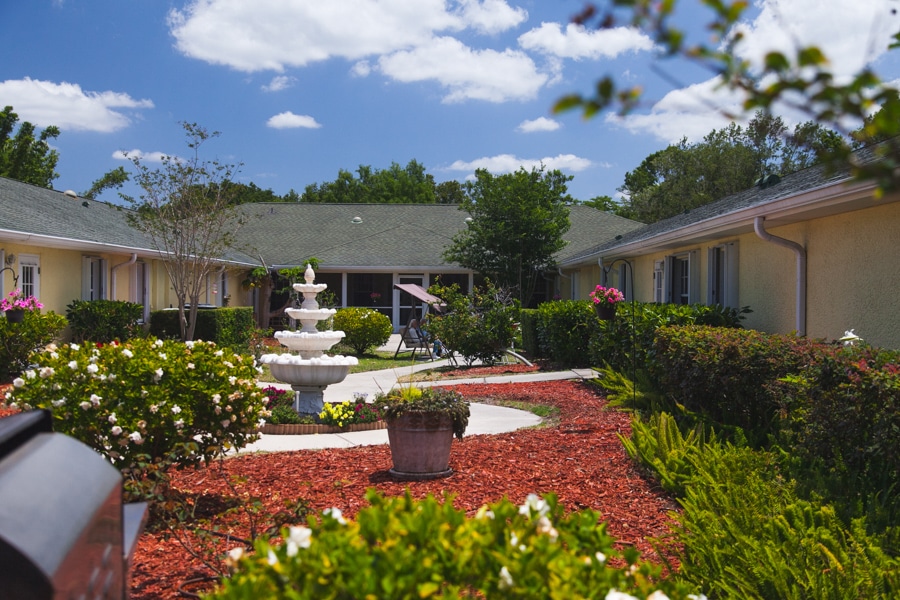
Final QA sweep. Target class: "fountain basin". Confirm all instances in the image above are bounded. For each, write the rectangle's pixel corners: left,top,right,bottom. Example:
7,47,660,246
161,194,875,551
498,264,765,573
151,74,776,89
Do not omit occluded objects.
294,283,328,295
274,330,344,356
260,353,358,388
285,307,337,322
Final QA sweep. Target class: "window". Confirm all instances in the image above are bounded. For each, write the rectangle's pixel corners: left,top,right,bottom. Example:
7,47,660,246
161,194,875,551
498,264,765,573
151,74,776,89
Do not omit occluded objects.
708,242,739,308
82,256,107,300
131,262,150,322
653,260,664,303
661,250,699,305
19,254,40,300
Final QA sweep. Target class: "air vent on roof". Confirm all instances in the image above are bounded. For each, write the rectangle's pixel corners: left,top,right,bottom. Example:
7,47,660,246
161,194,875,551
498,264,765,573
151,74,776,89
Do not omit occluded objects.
64,190,77,199
755,173,781,189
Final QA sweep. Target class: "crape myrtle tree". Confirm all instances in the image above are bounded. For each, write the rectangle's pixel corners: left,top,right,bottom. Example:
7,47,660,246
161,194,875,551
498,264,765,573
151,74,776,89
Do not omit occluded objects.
556,1,900,195
443,166,571,307
122,123,243,341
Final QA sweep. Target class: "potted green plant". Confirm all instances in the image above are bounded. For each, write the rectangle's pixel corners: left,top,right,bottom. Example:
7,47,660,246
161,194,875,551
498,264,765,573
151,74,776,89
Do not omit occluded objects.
378,386,470,481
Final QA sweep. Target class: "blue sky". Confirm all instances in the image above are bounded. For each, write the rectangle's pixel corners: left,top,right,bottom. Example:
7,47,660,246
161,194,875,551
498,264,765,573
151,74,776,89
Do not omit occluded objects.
3,0,900,204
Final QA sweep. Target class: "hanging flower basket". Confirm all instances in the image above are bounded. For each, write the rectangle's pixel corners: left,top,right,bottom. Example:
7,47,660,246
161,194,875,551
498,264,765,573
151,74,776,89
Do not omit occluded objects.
594,304,616,321
4,309,25,323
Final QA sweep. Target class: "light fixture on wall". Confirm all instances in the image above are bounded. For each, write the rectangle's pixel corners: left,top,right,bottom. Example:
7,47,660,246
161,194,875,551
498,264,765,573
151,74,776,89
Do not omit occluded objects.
5,254,14,266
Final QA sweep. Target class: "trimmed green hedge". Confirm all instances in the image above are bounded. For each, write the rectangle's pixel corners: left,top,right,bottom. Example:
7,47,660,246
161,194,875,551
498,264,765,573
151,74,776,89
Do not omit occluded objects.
651,325,829,444
518,308,540,358
66,299,144,343
149,306,254,348
536,300,598,367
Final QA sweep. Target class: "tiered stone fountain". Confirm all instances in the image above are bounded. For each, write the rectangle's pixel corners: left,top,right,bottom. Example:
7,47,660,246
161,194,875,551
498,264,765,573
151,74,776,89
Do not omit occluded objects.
259,264,358,415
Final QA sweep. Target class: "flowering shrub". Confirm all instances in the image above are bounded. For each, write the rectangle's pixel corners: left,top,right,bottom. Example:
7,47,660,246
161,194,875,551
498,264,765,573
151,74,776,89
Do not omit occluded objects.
0,309,67,382
3,338,270,469
211,490,699,599
318,395,382,428
589,285,624,306
0,288,43,312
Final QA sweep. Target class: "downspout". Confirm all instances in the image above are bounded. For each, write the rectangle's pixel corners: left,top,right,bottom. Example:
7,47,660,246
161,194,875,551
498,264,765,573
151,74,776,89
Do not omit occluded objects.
754,217,806,336
109,254,138,300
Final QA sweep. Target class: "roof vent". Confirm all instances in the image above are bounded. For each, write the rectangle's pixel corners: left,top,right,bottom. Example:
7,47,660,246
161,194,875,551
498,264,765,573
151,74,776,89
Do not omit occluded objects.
351,216,362,224
64,190,77,199
755,173,781,189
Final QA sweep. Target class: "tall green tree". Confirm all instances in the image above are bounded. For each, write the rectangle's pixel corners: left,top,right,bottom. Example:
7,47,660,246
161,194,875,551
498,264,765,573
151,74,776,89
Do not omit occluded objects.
0,105,59,187
617,113,844,223
122,123,244,341
555,1,900,195
81,166,130,200
443,166,572,307
300,159,438,203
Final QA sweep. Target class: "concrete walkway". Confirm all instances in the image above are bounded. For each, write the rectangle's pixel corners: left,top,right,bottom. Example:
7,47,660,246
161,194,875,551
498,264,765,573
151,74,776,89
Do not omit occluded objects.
240,335,598,453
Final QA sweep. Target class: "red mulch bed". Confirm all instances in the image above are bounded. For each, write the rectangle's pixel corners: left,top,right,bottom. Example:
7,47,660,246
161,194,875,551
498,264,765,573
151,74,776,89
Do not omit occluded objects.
128,378,680,599
1,378,679,598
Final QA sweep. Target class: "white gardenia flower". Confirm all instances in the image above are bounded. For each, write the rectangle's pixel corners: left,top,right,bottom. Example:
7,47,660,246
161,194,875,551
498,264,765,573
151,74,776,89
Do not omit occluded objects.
498,566,514,590
605,591,639,600
70,343,80,351
79,401,91,410
215,406,222,415
122,348,133,358
647,592,671,600
24,369,36,379
215,350,224,357
108,413,117,424
174,419,185,429
158,353,167,360
323,508,347,524
187,363,195,370
90,394,102,406
267,550,278,565
129,431,143,444
171,405,182,414
286,526,313,556
595,551,607,565
153,339,164,348
51,398,66,408
228,376,237,385
68,360,78,369
149,404,159,413
154,368,164,381
111,426,123,436
519,493,549,517
225,547,243,566
212,393,221,404
536,516,558,541
221,419,230,428
87,363,99,374
12,377,25,388
39,367,54,378
185,341,195,349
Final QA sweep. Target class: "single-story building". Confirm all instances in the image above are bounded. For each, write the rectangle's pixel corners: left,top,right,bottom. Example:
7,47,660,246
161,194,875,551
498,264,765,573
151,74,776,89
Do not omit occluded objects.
0,176,642,332
559,148,900,349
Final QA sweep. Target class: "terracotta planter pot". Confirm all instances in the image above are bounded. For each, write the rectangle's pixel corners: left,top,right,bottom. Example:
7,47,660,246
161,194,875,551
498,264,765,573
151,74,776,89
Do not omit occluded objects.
594,304,616,321
386,412,454,481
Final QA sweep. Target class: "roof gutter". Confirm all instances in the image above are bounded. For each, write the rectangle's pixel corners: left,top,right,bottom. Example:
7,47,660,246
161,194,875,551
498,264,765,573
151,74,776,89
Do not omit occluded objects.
754,216,806,336
109,253,137,300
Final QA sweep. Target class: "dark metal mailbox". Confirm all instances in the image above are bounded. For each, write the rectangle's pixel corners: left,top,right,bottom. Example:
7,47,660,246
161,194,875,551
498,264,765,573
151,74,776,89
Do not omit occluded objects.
0,410,147,599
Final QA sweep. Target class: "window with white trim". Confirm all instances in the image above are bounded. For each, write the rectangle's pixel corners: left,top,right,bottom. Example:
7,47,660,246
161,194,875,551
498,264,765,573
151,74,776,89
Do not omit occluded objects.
19,254,40,300
708,242,739,308
661,250,699,305
653,260,664,303
82,256,107,300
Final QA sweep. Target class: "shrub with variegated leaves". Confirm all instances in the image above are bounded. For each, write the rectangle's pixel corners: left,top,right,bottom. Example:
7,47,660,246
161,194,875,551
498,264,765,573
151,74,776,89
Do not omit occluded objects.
3,338,270,469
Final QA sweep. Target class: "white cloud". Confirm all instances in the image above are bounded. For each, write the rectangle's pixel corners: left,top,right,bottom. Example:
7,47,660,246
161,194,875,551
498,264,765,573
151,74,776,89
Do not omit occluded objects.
262,75,297,92
378,36,548,102
455,0,527,34
266,111,322,129
517,117,561,132
447,153,592,174
609,0,900,143
519,22,654,60
351,61,372,77
0,78,153,133
168,0,460,72
112,149,168,163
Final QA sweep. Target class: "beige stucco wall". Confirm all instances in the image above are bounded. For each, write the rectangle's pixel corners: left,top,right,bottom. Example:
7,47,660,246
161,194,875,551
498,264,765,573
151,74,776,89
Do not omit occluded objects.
565,201,900,349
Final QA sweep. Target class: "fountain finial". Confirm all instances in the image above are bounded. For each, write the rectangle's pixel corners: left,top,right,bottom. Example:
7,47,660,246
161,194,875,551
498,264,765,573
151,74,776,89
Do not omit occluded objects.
304,263,315,284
